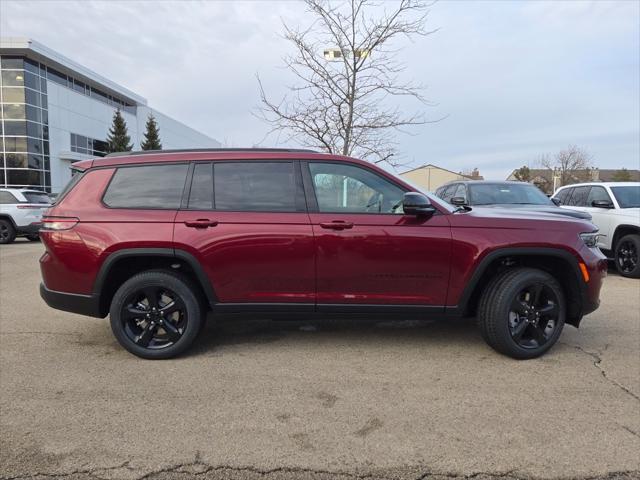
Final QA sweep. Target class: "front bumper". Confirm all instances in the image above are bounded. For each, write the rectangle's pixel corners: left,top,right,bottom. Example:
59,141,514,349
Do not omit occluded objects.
39,283,103,318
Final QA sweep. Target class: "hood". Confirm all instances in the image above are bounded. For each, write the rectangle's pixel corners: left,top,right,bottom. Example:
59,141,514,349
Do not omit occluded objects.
478,204,592,220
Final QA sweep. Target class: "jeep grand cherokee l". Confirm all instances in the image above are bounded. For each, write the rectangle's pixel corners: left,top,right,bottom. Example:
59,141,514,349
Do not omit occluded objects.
39,149,607,360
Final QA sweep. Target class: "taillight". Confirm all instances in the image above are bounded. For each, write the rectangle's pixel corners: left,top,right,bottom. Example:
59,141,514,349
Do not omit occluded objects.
41,217,79,231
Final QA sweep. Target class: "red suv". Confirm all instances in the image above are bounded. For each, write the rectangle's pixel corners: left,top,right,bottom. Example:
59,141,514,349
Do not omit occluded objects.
39,149,607,360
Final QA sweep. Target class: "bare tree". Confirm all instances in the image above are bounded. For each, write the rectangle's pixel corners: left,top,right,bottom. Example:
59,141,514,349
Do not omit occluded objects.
257,0,436,166
539,145,593,187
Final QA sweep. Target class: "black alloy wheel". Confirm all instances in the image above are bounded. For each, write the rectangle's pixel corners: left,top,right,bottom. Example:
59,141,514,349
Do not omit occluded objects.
508,283,560,349
110,270,203,359
616,235,638,275
121,286,187,349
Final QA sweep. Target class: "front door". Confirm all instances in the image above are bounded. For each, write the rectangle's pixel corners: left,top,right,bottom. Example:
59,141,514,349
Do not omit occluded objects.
173,161,315,306
303,161,452,307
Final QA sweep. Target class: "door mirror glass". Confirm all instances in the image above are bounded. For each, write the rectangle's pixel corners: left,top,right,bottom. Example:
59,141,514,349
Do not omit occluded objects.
402,192,436,216
591,199,614,209
451,196,467,206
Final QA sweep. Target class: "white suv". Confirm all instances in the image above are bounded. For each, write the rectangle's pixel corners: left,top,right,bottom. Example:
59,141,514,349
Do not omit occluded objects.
0,188,51,244
552,182,640,278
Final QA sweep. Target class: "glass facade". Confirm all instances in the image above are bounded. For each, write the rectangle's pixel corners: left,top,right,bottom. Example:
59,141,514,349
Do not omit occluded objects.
70,133,108,157
0,56,50,191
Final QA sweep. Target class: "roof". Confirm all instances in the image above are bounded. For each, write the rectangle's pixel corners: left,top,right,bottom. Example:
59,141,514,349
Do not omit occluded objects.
401,163,483,180
555,182,640,189
0,37,146,106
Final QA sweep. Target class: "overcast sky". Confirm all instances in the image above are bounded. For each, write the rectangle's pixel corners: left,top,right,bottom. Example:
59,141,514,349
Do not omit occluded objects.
1,0,638,180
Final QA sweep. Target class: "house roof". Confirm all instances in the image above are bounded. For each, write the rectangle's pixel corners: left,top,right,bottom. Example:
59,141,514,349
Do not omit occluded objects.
401,163,483,180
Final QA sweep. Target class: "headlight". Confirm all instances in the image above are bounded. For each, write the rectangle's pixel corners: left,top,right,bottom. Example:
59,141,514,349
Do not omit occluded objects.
580,232,600,248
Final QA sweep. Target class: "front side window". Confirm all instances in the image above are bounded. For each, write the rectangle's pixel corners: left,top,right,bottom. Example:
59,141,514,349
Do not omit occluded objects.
554,187,571,205
214,162,299,212
309,162,405,214
611,186,640,208
586,186,612,206
453,184,467,201
103,164,188,209
440,184,457,203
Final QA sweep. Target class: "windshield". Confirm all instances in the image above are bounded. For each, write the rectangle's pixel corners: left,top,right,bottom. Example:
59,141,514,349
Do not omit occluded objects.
22,191,51,204
469,183,552,206
611,186,640,208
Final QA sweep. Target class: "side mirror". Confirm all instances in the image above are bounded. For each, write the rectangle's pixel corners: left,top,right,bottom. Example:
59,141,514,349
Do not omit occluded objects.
551,198,561,206
451,196,467,206
403,192,436,217
591,200,614,209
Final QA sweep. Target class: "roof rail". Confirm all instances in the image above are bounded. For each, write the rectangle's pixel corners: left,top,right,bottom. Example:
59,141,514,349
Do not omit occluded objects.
105,148,319,158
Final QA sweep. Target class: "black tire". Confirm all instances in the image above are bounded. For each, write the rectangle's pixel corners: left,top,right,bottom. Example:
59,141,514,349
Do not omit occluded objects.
26,234,40,242
109,270,203,359
0,219,16,244
614,234,640,278
477,268,566,359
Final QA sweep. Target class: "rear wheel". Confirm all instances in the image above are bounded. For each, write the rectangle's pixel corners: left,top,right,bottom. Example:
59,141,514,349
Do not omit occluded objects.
109,270,203,359
614,234,640,278
478,268,565,359
0,219,16,244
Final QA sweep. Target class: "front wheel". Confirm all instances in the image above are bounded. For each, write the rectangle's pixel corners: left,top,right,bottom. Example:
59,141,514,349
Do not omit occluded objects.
614,234,640,278
477,268,566,359
110,270,203,359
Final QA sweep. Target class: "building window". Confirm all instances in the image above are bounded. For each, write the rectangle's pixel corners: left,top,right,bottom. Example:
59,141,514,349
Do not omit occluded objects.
0,55,50,191
70,133,108,157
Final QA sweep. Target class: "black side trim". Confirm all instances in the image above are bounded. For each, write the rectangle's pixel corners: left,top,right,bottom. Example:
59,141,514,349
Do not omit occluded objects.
213,303,315,314
448,247,588,326
40,283,103,318
93,248,218,311
317,304,445,315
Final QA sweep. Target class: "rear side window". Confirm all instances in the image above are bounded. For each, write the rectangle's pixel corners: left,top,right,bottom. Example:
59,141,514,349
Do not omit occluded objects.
103,164,189,209
567,186,590,207
213,162,300,212
22,191,51,204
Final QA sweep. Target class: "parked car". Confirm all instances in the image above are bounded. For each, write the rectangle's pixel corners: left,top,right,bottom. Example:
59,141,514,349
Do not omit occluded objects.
552,182,640,278
0,188,51,244
39,149,607,360
434,181,592,220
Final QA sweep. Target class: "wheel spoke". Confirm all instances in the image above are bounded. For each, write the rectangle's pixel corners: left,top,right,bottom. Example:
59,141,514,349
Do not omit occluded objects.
511,318,529,342
143,288,160,308
538,302,558,318
159,300,179,315
530,325,547,346
530,284,543,307
510,298,528,315
135,323,156,347
125,305,148,318
161,320,182,342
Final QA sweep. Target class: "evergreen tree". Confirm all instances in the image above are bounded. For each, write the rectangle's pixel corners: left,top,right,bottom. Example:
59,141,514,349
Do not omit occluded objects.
140,113,162,150
513,165,531,182
106,109,132,153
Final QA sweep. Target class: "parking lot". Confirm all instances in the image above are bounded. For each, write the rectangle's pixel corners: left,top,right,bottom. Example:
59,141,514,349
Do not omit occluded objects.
0,239,638,480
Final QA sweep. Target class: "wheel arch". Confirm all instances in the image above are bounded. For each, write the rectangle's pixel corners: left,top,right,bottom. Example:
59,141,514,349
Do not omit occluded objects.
455,247,586,327
612,225,640,251
93,248,217,317
0,214,17,228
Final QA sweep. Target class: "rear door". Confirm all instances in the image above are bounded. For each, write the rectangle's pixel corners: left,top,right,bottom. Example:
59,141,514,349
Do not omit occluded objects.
173,160,315,307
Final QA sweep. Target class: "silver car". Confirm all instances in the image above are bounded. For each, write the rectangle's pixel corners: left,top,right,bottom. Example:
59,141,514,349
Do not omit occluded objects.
0,188,51,244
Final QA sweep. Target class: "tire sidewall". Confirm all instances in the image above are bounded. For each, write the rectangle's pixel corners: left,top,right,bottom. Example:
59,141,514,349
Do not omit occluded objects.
0,219,16,244
110,272,202,359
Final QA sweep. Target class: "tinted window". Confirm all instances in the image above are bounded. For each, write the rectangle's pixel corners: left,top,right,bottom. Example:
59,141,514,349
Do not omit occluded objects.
586,186,612,206
188,163,213,210
22,191,50,204
567,186,590,207
440,184,457,202
554,188,571,205
309,162,405,214
103,164,188,209
214,162,299,212
0,191,18,204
